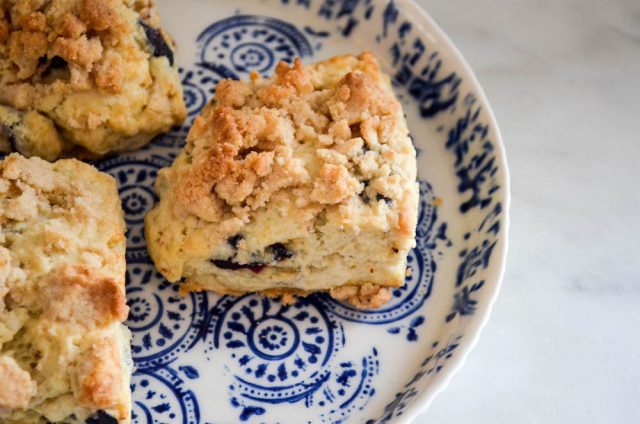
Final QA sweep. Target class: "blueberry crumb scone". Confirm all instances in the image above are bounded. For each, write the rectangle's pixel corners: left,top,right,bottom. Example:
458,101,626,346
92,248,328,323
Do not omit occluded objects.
0,154,131,423
145,53,419,309
0,0,186,161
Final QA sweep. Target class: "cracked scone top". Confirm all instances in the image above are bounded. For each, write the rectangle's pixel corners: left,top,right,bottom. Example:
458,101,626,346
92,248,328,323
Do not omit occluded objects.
145,53,419,308
0,0,186,161
0,154,131,423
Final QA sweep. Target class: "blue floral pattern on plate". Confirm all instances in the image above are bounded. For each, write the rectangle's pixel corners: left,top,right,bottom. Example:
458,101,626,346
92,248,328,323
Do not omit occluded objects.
93,0,508,422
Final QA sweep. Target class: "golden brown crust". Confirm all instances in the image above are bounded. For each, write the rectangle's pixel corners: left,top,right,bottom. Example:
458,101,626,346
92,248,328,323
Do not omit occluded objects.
330,284,393,309
181,281,392,309
310,163,361,204
73,335,124,410
94,50,124,92
41,264,128,327
79,0,122,33
0,355,36,409
51,35,103,69
54,13,87,39
274,59,314,94
328,71,399,124
0,22,9,45
8,30,49,79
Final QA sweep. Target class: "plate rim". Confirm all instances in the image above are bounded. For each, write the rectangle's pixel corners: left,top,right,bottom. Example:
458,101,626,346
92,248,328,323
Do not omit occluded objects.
388,0,510,422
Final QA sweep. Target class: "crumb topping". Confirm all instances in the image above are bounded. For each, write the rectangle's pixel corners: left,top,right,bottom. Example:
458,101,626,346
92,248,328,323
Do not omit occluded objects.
174,53,407,226
330,283,393,309
41,264,128,327
0,355,36,409
0,0,170,103
0,0,185,160
80,0,123,32
73,335,124,409
2,0,114,90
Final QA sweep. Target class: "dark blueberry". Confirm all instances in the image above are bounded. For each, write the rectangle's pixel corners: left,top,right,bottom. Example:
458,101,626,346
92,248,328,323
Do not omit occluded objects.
85,410,118,424
211,258,266,271
350,123,362,138
362,143,372,154
359,180,371,203
40,55,70,81
376,193,393,205
212,259,247,270
249,264,266,274
211,243,292,271
140,21,174,65
37,55,68,70
269,243,293,262
0,123,18,153
49,56,68,69
227,234,244,249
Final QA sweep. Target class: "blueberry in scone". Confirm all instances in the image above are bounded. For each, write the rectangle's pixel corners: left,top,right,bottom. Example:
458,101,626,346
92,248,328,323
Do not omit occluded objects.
144,53,419,309
0,154,131,423
0,0,186,161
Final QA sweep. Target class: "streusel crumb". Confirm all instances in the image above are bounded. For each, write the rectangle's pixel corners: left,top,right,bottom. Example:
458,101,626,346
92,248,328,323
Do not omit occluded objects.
0,0,185,160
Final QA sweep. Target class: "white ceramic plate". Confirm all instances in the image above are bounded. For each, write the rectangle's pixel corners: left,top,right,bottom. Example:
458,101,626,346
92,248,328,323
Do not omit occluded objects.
96,0,509,422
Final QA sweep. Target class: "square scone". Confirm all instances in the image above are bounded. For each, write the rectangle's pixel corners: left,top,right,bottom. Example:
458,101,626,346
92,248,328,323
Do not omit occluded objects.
0,0,186,161
0,154,131,423
145,52,419,308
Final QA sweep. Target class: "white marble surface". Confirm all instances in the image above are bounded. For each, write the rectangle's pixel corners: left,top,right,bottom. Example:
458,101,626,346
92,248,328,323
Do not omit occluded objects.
412,0,640,423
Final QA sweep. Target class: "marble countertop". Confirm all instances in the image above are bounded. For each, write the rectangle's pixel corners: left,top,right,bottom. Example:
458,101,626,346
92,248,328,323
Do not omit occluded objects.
413,0,640,423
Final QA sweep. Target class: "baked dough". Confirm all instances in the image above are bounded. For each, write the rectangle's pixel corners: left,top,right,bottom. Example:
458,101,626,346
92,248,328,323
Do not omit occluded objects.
0,154,131,423
145,53,419,309
0,0,186,160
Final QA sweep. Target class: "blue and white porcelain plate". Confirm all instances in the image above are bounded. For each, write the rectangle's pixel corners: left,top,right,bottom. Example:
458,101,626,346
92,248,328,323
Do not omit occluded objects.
96,0,509,422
